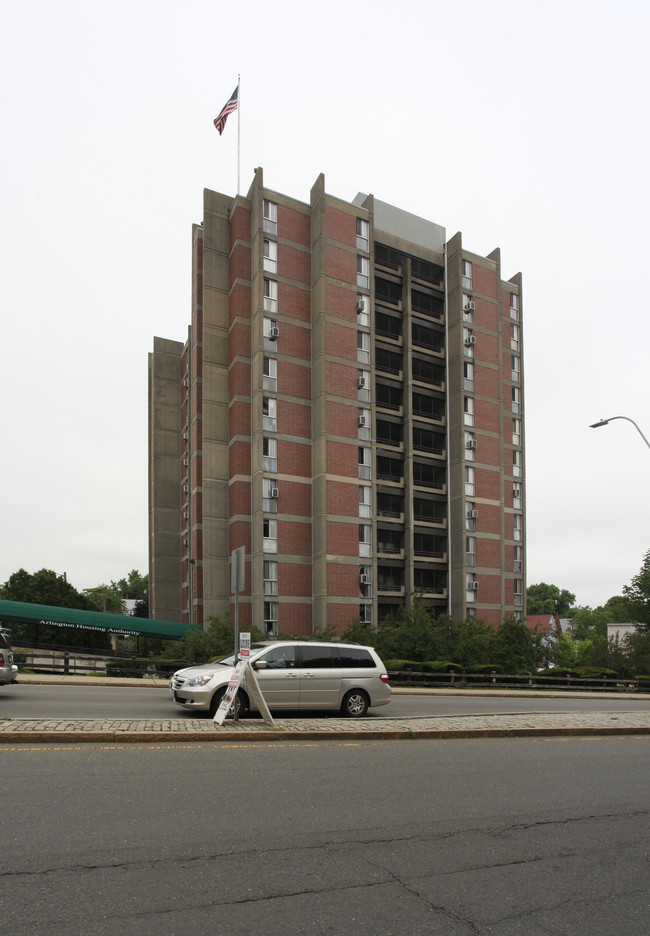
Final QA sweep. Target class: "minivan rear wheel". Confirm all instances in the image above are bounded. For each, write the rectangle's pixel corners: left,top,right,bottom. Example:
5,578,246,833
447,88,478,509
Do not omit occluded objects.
341,689,369,718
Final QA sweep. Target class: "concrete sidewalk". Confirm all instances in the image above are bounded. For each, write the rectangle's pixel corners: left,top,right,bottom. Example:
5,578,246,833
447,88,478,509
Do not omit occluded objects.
2,673,649,743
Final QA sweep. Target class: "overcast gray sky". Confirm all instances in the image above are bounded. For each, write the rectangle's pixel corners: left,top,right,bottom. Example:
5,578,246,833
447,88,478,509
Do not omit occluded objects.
1,0,649,608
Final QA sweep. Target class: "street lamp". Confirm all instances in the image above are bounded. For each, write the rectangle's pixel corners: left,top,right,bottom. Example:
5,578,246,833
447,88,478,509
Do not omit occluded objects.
589,416,650,450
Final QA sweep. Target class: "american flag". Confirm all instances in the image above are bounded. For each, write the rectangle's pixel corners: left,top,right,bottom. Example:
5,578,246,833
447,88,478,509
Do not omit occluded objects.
213,86,239,135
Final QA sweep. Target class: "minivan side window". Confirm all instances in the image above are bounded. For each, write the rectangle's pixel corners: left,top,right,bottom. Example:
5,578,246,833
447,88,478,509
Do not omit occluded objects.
259,646,296,669
339,647,375,668
299,646,337,668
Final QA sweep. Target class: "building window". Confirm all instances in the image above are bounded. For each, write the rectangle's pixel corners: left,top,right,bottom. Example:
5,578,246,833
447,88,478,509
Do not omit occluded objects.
462,293,474,323
513,483,522,510
513,513,522,542
262,477,278,513
263,396,277,432
263,238,277,273
357,256,369,288
263,199,277,235
264,600,278,634
356,218,369,251
357,331,370,365
359,485,372,518
466,572,478,602
360,565,372,597
359,603,372,624
358,369,370,401
463,326,475,358
263,519,278,553
262,437,277,473
464,360,474,390
464,396,474,427
357,294,369,327
514,545,523,573
462,259,472,289
466,502,476,532
466,536,477,567
358,446,371,480
514,578,523,606
513,449,522,478
511,355,520,383
262,357,277,392
263,318,279,350
512,386,521,414
263,278,278,314
465,431,476,461
465,465,475,496
510,322,520,351
512,417,521,447
263,560,278,596
510,293,520,320
359,524,372,558
358,407,371,440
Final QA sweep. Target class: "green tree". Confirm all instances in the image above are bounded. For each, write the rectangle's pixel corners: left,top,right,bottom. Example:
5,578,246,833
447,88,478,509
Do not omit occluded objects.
622,548,650,627
83,584,126,615
111,570,148,601
0,568,110,648
526,582,576,616
174,615,267,665
494,617,542,673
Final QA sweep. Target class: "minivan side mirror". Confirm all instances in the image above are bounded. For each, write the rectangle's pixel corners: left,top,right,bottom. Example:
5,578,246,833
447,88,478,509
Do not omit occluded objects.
253,660,267,670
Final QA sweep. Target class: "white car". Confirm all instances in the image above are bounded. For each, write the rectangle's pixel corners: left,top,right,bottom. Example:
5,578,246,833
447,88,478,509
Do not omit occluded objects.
170,640,391,718
0,630,18,686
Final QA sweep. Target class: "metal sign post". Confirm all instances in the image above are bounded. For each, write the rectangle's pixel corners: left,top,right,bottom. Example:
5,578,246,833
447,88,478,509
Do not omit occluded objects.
230,548,245,721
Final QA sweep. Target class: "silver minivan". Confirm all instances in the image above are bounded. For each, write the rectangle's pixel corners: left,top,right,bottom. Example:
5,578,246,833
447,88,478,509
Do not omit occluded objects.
170,641,391,718
0,629,18,687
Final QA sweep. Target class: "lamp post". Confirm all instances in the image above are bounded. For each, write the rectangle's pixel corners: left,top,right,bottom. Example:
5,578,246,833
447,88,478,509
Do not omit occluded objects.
589,416,650,450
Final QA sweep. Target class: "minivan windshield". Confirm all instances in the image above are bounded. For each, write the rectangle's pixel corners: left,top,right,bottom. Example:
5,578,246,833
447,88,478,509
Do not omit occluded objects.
212,644,267,667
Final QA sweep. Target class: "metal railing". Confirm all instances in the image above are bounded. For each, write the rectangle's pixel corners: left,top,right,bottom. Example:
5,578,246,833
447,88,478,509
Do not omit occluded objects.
388,671,645,692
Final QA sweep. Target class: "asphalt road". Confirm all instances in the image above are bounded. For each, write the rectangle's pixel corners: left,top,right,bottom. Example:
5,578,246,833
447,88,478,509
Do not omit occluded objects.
2,736,648,935
1,682,650,720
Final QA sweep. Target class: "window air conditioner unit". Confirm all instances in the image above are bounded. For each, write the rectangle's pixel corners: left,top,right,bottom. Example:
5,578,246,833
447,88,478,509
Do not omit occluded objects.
270,487,279,499
269,326,280,340
468,509,478,519
182,431,189,440
183,511,189,519
183,458,189,466
358,376,368,389
360,573,369,585
357,299,365,313
466,439,478,449
182,378,189,388
464,300,475,312
183,538,188,547
359,415,368,428
183,485,189,493
469,581,479,590
464,335,476,346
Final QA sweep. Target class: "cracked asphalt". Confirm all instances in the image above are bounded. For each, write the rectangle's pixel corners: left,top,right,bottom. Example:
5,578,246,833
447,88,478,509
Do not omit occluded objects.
3,736,648,935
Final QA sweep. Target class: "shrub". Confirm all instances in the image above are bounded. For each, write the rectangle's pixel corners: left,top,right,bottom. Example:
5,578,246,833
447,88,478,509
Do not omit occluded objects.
385,660,424,672
465,663,506,675
421,661,464,674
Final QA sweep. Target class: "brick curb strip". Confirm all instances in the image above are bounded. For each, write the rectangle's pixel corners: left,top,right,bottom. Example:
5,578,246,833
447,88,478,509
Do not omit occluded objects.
1,711,649,743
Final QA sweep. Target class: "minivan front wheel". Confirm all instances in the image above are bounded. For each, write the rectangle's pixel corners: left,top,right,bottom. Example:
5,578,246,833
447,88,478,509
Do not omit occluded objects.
341,690,369,718
209,687,247,719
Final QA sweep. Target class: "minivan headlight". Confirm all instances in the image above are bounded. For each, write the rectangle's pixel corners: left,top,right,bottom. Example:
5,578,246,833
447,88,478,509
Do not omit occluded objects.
186,673,214,687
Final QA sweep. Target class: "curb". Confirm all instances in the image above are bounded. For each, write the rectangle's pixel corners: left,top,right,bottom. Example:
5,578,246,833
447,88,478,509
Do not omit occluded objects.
2,724,649,744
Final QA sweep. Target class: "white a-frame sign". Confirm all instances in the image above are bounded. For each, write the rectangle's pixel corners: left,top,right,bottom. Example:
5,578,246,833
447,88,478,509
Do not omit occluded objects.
213,658,275,726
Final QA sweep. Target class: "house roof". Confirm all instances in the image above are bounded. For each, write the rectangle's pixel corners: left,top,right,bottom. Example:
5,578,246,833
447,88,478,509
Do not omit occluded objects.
526,614,561,635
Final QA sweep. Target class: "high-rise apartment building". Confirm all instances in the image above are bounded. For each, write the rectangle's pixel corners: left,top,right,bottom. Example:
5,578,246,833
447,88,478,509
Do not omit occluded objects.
148,170,525,634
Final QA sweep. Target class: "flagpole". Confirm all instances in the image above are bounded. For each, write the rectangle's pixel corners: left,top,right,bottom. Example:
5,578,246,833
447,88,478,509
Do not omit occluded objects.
237,74,241,195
